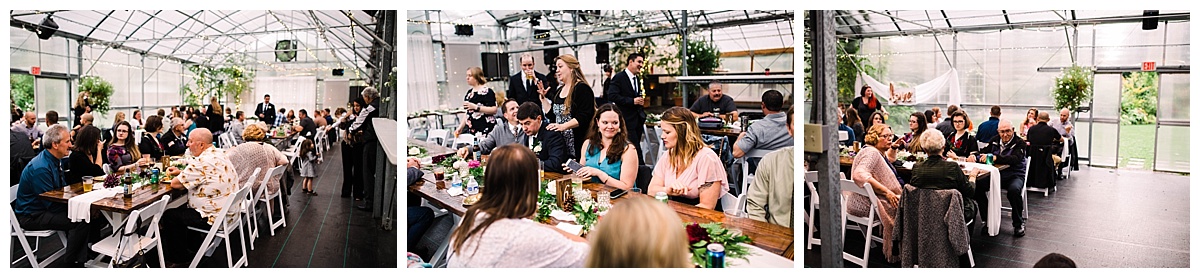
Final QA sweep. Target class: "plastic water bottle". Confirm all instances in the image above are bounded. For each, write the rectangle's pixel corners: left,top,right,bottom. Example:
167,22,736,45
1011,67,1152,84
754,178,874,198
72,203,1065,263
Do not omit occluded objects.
466,177,479,196
451,174,463,190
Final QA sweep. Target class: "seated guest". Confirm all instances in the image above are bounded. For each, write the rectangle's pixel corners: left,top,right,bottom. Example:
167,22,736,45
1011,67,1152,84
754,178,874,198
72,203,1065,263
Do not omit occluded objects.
274,108,288,127
407,157,435,251
228,111,246,145
733,90,793,172
323,108,334,126
924,110,936,126
11,129,38,186
160,118,189,156
11,111,43,146
976,105,1002,143
457,99,527,158
131,110,144,131
15,124,102,267
291,109,318,141
40,110,60,134
898,112,929,153
969,120,1028,237
1033,253,1077,268
1026,111,1062,190
515,102,568,174
935,105,960,136
850,123,905,262
449,145,588,267
647,107,729,210
747,107,796,228
1020,108,1039,138
1048,108,1078,176
72,112,94,136
66,126,107,185
943,111,978,160
106,111,127,141
837,111,856,147
586,195,690,268
225,123,289,196
570,103,639,191
104,121,149,174
689,80,739,122
160,128,240,266
140,115,166,161
910,130,980,225
845,107,865,143
1026,112,1062,147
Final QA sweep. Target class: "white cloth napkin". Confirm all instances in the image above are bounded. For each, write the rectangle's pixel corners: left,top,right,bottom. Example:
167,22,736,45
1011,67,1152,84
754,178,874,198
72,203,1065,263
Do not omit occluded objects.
555,222,583,236
956,161,1002,236
446,186,463,197
731,244,794,268
550,210,576,222
68,187,121,223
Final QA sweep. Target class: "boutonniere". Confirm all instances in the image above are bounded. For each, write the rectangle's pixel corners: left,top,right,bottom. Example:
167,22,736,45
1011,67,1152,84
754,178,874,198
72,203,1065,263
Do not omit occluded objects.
532,140,542,153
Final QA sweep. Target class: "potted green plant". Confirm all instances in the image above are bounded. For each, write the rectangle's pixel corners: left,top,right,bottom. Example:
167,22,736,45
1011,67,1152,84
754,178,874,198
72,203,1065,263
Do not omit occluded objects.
78,75,114,115
1052,65,1094,112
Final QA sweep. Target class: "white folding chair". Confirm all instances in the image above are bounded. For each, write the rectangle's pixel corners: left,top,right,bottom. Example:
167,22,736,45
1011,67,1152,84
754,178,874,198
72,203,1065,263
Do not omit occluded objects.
453,133,477,150
219,133,236,149
427,129,450,147
977,141,989,150
88,195,170,268
187,185,252,268
1060,138,1072,180
841,178,884,268
258,165,289,236
838,130,849,141
1004,157,1031,219
238,168,262,250
9,185,68,268
805,171,820,250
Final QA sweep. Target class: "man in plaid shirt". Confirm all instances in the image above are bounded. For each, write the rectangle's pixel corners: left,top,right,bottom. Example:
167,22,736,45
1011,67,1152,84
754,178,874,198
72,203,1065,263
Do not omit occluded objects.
274,108,287,127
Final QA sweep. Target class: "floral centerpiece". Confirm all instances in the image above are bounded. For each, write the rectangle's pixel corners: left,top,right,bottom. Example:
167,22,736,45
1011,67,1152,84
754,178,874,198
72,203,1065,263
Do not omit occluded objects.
685,222,752,267
572,202,600,235
467,160,484,186
536,183,558,224
408,146,428,158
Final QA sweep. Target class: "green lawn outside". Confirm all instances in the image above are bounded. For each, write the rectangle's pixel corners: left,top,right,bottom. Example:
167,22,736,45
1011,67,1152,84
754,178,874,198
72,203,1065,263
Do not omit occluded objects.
1118,124,1155,170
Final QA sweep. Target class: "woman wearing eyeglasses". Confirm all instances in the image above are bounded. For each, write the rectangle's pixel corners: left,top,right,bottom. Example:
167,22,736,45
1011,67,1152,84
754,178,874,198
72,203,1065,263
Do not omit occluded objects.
104,121,150,174
943,111,978,161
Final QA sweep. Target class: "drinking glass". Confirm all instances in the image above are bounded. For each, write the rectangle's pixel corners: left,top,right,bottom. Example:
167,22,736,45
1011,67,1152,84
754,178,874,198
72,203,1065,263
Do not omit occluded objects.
81,176,94,192
571,175,585,189
596,190,611,210
433,167,446,181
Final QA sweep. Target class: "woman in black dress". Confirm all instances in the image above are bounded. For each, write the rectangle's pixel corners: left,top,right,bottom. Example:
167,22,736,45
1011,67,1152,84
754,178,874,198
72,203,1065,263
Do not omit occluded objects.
944,111,978,160
851,85,882,129
66,126,106,185
542,54,595,159
73,91,92,126
456,67,498,136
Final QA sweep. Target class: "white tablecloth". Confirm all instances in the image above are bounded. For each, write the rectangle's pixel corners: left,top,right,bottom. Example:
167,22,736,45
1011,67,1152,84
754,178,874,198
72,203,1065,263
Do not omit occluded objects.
729,244,794,268
67,187,120,223
956,161,1002,236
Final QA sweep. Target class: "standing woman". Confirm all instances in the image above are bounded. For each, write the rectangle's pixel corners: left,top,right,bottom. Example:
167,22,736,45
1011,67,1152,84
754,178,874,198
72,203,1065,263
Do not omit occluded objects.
456,67,498,137
130,110,143,131
851,85,881,129
849,124,905,263
73,91,92,126
571,103,638,191
207,97,226,144
139,115,166,161
338,99,366,200
540,54,596,159
104,121,148,174
647,107,728,209
944,111,979,160
448,145,588,267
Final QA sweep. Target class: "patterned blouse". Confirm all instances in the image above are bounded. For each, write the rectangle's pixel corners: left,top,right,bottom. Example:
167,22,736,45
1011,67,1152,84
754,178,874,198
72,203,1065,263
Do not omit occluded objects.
179,146,240,225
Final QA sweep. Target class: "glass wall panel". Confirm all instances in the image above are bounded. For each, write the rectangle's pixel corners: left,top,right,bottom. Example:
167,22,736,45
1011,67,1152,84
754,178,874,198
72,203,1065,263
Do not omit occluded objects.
1155,125,1189,172
35,78,70,124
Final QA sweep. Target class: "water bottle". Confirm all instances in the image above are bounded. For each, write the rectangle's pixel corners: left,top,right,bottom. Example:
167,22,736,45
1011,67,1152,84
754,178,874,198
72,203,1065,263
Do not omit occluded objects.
466,177,479,196
451,174,463,190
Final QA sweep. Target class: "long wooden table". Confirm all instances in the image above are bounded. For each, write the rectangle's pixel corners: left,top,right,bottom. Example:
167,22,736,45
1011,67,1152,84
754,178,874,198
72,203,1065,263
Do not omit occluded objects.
39,180,184,228
406,138,793,260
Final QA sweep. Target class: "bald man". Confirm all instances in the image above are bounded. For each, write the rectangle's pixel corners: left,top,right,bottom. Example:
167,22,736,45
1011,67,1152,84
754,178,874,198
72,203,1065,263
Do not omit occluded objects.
970,120,1028,237
11,111,43,142
1047,108,1078,175
160,128,240,266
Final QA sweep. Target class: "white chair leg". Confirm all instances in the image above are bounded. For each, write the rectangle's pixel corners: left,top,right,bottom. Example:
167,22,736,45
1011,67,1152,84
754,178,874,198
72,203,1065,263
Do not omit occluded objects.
968,246,976,267
265,199,277,236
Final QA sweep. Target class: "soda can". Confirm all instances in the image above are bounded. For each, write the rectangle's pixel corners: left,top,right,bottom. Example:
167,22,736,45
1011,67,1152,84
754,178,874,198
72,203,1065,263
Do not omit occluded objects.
706,243,725,268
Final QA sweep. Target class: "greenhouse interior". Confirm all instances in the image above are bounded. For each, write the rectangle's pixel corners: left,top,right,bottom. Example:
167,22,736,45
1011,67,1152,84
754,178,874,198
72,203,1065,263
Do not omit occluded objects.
9,10,399,268
804,10,1189,268
406,10,798,268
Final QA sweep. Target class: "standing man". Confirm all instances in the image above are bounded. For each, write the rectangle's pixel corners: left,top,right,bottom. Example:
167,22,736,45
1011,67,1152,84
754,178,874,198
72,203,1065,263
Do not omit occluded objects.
349,88,381,210
605,53,648,164
255,94,277,127
1048,108,1079,177
690,80,740,122
508,53,550,109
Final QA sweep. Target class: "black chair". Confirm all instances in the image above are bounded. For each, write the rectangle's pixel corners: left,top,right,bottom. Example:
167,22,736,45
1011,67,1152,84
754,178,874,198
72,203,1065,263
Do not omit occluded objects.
635,165,652,194
1026,145,1057,196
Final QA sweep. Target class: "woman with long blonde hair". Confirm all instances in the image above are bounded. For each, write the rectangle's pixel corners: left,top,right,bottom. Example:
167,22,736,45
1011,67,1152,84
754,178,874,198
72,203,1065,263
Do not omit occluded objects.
586,195,691,268
647,107,728,209
539,54,596,159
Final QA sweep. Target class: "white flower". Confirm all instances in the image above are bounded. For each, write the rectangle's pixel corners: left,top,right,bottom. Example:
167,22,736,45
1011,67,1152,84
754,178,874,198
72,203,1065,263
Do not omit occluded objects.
408,147,420,156
453,160,468,171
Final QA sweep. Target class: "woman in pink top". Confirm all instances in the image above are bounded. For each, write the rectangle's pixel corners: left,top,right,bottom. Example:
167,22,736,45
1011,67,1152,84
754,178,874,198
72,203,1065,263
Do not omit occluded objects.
648,107,728,210
850,124,905,262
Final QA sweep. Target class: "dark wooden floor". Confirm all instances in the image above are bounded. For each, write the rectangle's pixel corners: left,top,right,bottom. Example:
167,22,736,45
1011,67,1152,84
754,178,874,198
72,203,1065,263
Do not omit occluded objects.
11,144,397,268
803,166,1191,268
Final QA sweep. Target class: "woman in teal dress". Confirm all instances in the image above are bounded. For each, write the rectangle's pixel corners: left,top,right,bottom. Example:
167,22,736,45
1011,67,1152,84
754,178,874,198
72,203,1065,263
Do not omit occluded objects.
571,103,639,191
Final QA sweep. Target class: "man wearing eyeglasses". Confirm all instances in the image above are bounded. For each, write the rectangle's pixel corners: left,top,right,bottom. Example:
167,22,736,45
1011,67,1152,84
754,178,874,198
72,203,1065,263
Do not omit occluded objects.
508,53,551,110
968,120,1028,237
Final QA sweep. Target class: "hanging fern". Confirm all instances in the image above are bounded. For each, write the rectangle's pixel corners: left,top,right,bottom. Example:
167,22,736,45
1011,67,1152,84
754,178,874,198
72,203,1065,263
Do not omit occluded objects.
79,75,114,114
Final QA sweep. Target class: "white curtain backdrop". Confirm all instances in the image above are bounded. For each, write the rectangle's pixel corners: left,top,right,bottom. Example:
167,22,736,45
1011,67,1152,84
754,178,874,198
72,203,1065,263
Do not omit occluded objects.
254,76,318,116
324,79,351,110
408,34,438,112
857,68,962,106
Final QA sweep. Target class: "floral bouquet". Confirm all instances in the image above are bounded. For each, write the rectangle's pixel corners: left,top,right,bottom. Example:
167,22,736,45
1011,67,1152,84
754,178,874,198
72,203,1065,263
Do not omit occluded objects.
408,146,428,158
572,202,600,235
536,182,558,224
467,160,484,186
685,222,752,267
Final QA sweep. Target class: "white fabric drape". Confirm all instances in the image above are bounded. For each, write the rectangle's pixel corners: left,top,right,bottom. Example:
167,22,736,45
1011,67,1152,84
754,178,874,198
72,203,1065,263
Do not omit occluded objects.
857,68,962,106
407,34,439,112
254,76,317,113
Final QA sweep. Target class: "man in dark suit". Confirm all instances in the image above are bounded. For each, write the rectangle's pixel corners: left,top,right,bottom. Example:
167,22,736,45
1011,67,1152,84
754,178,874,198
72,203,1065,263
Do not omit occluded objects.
605,53,647,164
515,102,567,174
1025,111,1061,192
970,120,1028,237
159,118,189,156
255,94,277,127
508,53,550,109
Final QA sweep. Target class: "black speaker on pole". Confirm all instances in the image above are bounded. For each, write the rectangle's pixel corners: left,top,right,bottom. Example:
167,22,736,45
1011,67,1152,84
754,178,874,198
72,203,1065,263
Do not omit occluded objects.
36,15,58,40
480,52,510,79
595,43,609,64
454,24,474,36
543,41,559,66
332,69,345,76
1142,10,1159,30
